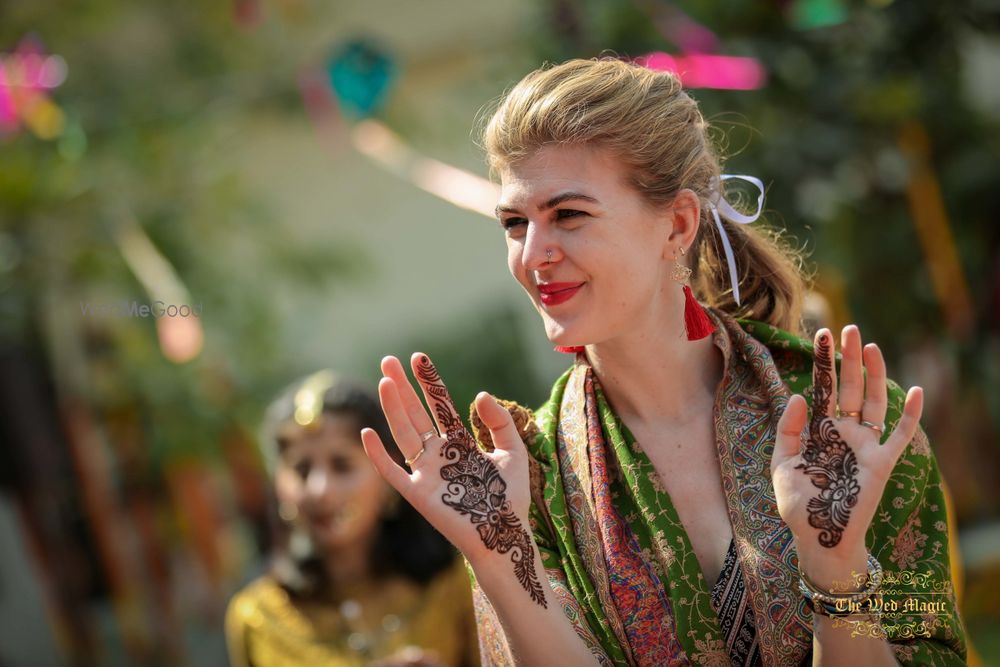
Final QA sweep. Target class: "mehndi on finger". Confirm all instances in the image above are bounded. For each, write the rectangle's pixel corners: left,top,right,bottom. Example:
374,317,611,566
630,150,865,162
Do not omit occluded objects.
795,337,861,548
414,356,547,606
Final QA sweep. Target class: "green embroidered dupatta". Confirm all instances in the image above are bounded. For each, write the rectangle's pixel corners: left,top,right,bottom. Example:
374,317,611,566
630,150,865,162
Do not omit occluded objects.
468,308,966,666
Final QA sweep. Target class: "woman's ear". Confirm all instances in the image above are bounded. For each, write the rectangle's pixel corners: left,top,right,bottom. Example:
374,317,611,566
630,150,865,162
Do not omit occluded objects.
665,188,701,254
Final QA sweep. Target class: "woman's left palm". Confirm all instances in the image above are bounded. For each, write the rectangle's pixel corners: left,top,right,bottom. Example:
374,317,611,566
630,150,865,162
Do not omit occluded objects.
771,325,924,560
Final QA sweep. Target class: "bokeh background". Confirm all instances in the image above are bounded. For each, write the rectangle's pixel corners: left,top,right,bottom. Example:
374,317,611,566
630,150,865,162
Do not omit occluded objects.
1,0,998,665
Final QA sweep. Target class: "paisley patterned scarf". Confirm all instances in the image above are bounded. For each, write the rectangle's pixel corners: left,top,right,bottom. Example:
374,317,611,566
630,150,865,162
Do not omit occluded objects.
468,308,966,666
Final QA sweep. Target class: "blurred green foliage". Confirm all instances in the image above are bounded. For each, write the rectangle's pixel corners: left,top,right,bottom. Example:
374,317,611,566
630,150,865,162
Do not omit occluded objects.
0,1,370,467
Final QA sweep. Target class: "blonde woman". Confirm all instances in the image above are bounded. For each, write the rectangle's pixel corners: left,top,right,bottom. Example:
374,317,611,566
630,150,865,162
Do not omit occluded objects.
362,59,966,665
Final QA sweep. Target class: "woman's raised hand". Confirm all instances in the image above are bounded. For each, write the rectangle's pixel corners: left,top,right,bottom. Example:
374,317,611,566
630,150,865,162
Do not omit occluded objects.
770,325,924,585
361,353,547,606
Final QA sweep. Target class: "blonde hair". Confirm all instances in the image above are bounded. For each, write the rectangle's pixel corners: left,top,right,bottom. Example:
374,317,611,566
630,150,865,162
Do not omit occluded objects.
481,57,807,334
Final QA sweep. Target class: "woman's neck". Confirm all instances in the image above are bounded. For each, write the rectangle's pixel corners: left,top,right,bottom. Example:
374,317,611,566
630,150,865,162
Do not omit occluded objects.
321,533,378,595
586,306,725,428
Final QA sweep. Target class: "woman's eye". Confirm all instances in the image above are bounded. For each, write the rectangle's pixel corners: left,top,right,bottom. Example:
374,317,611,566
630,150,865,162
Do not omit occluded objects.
331,456,354,474
556,209,585,220
501,217,527,230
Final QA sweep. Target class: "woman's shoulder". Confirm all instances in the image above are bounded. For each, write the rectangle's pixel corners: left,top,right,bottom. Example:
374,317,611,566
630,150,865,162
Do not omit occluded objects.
420,556,474,606
224,574,288,664
737,317,814,378
226,575,286,626
224,575,277,667
407,559,481,667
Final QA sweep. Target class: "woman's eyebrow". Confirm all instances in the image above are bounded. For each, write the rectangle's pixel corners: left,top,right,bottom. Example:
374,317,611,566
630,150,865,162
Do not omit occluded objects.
495,191,600,217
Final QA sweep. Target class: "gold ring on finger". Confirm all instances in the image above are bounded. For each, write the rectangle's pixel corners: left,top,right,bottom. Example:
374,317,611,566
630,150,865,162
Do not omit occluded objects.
405,446,426,468
837,408,862,420
418,429,437,443
861,420,885,435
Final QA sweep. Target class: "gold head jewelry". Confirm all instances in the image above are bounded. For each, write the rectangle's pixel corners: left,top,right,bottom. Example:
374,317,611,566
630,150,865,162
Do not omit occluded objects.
293,369,338,430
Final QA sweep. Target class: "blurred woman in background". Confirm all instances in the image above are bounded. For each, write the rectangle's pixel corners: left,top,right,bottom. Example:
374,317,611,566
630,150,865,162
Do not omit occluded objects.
225,370,480,667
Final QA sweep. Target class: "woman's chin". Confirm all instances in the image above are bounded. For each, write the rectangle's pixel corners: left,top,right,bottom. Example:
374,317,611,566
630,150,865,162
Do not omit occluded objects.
548,328,587,349
544,315,605,349
307,518,368,550
544,321,577,346
309,528,358,551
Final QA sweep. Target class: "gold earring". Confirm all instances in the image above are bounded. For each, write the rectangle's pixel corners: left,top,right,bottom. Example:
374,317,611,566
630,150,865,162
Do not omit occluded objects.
672,246,692,284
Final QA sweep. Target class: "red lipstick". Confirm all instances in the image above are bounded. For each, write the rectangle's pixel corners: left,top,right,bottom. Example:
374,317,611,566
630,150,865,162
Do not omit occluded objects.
538,282,584,306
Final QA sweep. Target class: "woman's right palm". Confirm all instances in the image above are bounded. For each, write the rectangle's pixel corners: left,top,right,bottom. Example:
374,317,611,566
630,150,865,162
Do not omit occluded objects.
360,354,535,569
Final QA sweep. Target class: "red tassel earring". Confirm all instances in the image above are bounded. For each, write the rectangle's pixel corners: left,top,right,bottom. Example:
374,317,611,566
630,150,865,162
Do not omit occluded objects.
674,246,715,341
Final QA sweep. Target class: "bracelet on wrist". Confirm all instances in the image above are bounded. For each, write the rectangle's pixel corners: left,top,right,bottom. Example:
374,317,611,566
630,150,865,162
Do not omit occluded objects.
798,552,883,616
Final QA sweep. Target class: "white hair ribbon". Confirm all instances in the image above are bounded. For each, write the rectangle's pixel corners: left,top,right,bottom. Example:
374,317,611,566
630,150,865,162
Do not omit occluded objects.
707,174,765,306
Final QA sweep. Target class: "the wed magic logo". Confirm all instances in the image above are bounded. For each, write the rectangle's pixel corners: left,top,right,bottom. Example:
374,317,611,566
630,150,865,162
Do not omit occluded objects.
79,300,203,318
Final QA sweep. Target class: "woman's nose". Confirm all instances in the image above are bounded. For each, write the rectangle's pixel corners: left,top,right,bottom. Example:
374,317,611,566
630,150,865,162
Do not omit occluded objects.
521,222,558,272
305,467,331,499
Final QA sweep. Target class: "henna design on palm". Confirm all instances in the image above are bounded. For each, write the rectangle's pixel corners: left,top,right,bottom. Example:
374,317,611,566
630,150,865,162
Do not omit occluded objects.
794,341,861,548
414,356,547,607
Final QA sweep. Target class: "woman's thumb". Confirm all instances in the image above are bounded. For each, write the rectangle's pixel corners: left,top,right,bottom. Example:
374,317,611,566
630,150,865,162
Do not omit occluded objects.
473,392,524,454
773,393,807,469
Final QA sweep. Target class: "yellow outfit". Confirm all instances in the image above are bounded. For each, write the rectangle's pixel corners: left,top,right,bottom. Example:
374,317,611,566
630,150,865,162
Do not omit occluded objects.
225,560,480,667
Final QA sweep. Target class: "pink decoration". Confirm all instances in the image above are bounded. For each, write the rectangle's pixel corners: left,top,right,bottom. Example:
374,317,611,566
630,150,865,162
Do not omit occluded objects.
0,36,68,136
636,51,766,90
0,68,16,130
652,6,720,54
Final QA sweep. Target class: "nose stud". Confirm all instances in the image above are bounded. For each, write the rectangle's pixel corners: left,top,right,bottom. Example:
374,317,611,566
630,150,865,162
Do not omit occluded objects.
546,249,553,262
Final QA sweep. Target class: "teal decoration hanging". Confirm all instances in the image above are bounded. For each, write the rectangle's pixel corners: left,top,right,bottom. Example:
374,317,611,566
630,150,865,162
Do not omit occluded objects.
326,39,397,119
789,0,847,30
